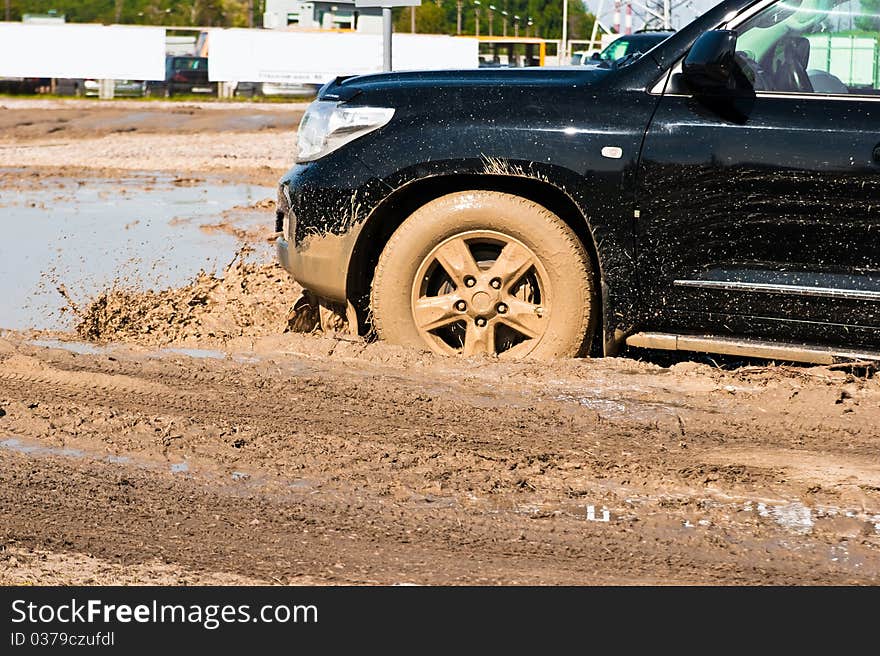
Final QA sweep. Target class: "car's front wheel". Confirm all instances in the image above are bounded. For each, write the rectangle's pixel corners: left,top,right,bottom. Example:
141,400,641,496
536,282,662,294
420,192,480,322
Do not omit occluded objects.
371,191,597,359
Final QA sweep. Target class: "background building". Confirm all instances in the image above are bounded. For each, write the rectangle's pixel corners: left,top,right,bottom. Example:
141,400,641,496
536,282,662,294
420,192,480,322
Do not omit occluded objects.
263,0,383,33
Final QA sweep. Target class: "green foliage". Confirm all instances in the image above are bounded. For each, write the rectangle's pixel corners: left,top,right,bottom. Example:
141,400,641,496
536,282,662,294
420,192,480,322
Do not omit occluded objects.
855,0,880,32
394,0,594,39
394,3,448,34
7,1,593,38
5,1,254,27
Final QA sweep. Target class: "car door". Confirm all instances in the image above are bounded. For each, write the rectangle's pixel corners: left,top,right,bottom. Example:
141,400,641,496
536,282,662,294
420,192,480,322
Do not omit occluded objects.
636,0,880,346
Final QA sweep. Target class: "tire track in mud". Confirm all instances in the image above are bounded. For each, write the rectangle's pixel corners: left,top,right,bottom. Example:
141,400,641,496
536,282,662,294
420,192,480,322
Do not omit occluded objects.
2,346,876,472
1,341,880,584
2,446,873,586
0,348,747,498
0,344,876,500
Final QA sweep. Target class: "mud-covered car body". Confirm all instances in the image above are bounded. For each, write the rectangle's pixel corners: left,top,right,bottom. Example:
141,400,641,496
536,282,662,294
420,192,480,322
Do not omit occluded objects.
277,0,880,359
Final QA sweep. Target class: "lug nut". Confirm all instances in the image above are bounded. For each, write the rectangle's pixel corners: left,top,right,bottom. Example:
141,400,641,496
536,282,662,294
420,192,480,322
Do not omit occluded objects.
490,277,502,289
455,300,467,312
464,276,477,288
475,317,487,327
497,303,508,314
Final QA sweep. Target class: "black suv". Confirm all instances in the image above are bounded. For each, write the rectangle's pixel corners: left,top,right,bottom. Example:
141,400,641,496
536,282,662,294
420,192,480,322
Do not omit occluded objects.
276,0,880,364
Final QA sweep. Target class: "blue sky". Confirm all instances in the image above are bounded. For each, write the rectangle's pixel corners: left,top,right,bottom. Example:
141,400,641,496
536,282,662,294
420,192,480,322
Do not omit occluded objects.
582,0,723,32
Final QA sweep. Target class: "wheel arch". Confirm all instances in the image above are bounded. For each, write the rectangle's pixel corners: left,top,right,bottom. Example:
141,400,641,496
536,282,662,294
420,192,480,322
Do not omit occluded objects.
346,174,609,356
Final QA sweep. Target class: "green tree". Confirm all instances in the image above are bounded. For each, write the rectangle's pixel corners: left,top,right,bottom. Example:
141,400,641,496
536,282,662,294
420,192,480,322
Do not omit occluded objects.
394,3,448,33
393,0,594,40
8,0,594,38
6,0,255,26
855,0,880,32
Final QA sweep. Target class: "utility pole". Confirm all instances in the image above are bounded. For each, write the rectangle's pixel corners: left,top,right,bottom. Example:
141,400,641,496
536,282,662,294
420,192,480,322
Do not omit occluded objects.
411,6,416,32
248,0,254,28
501,10,507,36
513,14,519,37
474,1,481,37
357,0,411,73
456,0,462,34
383,6,392,70
488,4,494,37
561,0,568,61
590,0,604,48
5,0,10,22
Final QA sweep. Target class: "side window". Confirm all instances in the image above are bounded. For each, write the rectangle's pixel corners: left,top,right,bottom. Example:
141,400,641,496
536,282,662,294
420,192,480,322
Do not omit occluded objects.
735,0,880,95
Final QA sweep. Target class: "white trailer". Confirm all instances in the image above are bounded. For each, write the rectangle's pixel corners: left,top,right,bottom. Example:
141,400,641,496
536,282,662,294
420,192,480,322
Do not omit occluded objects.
0,23,165,81
207,29,479,84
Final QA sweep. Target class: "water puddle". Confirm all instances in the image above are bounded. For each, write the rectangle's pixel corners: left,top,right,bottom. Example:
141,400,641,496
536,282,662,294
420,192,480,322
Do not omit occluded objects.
0,436,186,474
151,347,227,360
26,338,228,362
754,501,815,535
28,338,105,355
0,434,321,499
0,437,84,458
553,392,677,421
0,171,274,331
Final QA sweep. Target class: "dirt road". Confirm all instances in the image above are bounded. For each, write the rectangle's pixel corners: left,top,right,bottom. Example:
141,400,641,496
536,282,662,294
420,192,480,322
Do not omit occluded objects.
1,99,879,585
0,98,303,185
2,333,879,585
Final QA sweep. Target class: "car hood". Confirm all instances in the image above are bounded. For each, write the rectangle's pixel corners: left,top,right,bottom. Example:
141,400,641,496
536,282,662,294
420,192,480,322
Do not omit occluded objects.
319,67,613,102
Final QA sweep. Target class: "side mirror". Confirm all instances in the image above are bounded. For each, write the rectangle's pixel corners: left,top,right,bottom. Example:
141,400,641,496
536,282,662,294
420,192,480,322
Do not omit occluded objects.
682,30,739,94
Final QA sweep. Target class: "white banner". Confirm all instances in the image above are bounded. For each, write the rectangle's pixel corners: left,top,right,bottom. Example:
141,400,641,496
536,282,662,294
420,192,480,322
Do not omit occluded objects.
208,29,478,83
0,23,166,80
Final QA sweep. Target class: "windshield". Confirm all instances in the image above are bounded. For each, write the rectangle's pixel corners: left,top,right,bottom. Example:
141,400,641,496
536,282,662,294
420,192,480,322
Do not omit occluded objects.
171,57,207,71
598,37,636,61
594,33,671,68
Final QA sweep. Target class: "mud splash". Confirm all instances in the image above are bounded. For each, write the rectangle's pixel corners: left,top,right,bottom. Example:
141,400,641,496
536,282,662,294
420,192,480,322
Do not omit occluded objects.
0,172,276,331
75,247,302,347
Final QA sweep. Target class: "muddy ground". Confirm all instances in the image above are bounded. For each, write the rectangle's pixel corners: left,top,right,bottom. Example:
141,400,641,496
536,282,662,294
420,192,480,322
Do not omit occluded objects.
1,99,879,585
0,98,304,186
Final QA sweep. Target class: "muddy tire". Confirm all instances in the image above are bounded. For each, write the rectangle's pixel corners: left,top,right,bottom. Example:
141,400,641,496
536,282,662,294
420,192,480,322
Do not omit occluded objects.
371,191,597,359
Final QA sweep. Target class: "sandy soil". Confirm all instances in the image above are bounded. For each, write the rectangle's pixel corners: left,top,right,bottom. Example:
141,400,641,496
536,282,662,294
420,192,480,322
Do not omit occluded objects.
1,100,879,586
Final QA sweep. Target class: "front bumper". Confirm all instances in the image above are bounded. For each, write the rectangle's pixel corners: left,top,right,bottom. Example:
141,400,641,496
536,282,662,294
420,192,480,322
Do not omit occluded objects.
275,229,361,303
275,157,387,303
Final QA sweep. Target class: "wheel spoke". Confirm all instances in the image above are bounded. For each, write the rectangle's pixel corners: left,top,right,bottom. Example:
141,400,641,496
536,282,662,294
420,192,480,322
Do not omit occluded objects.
413,294,461,331
488,241,536,288
433,237,479,286
462,321,496,356
498,298,545,340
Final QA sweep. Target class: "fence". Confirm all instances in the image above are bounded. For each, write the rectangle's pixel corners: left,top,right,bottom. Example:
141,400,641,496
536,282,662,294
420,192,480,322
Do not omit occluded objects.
807,34,879,90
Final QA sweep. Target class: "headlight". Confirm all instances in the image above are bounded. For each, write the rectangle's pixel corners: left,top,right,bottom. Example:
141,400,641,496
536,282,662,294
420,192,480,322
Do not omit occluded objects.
296,101,394,163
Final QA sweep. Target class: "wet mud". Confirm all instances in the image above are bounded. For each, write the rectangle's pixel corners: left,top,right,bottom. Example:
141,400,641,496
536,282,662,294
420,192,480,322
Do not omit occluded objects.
74,248,301,347
1,99,879,585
